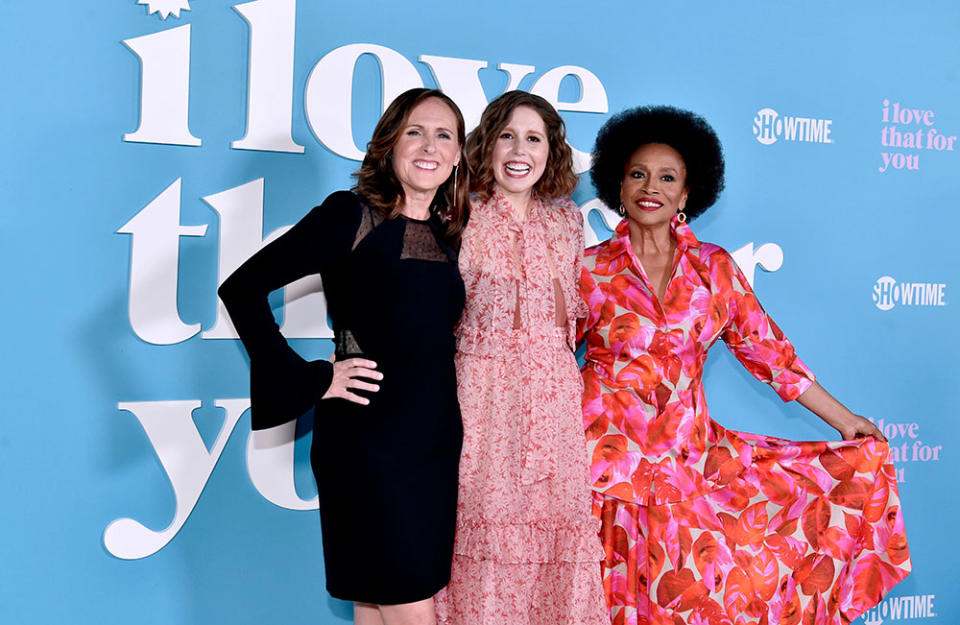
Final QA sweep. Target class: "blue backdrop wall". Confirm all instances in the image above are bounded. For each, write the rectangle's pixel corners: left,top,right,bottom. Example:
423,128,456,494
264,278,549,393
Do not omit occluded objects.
1,1,956,623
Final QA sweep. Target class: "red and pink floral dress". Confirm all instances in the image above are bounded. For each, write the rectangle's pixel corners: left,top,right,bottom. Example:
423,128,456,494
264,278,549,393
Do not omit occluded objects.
435,193,608,625
578,216,910,625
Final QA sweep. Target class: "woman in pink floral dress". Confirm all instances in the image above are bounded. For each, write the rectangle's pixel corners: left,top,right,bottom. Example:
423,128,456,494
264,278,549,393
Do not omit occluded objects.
579,106,911,625
434,91,608,625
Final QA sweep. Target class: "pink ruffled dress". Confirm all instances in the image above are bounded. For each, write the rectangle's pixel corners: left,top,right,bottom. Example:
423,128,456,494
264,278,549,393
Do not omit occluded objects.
434,193,608,625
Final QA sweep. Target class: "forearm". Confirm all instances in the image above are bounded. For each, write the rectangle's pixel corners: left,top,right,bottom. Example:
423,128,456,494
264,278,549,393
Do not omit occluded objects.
796,381,886,441
218,272,287,361
796,382,850,429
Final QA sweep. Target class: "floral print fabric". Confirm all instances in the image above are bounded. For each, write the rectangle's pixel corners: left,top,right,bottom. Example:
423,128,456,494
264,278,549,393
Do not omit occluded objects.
579,216,910,624
434,193,608,625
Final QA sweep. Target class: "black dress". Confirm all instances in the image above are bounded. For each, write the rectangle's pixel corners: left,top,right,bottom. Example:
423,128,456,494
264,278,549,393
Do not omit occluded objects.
218,191,465,605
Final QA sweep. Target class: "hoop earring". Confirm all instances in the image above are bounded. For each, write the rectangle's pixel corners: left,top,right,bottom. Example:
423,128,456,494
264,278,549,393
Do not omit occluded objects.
676,207,687,223
617,203,626,217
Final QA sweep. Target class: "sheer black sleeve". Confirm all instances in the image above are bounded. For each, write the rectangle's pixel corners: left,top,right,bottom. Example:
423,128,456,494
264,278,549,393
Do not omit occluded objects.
218,191,362,430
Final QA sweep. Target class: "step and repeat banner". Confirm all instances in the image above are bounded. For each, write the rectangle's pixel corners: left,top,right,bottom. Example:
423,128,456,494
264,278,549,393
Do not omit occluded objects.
2,1,957,623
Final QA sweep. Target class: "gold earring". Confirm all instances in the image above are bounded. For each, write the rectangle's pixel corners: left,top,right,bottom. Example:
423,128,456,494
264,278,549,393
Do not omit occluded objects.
676,207,687,223
617,203,626,217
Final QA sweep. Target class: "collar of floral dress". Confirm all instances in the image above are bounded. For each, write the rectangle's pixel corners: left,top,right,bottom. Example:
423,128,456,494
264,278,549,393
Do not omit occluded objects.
483,190,545,228
600,213,700,266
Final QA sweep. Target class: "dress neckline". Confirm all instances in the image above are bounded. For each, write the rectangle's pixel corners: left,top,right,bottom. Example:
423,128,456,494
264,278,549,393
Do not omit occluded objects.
399,212,432,224
485,190,545,226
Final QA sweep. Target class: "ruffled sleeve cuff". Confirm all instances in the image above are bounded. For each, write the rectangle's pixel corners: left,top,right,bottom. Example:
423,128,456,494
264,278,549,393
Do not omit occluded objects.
249,354,333,430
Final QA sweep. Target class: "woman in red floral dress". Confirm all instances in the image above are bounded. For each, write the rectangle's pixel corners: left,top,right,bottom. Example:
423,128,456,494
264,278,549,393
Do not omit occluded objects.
435,91,608,625
579,106,910,625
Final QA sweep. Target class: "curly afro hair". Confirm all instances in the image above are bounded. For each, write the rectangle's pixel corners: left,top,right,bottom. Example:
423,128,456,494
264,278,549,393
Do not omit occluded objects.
590,106,725,221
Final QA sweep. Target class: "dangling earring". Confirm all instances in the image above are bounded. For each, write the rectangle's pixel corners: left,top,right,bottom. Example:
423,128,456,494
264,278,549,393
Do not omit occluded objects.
452,164,459,202
617,203,626,217
676,207,687,223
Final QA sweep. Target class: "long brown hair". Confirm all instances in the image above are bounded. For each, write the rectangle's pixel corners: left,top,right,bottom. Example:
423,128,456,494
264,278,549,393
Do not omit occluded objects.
465,91,578,202
353,88,469,240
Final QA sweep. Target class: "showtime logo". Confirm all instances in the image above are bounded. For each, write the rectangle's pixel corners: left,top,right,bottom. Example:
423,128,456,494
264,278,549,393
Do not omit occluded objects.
752,107,833,145
872,276,947,311
861,594,937,624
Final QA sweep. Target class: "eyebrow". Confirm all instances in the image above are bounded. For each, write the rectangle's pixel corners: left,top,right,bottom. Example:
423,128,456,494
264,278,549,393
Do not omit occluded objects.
628,162,680,173
407,123,454,135
500,125,545,136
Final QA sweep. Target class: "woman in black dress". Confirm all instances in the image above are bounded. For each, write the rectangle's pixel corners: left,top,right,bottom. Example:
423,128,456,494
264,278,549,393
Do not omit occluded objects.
218,88,469,625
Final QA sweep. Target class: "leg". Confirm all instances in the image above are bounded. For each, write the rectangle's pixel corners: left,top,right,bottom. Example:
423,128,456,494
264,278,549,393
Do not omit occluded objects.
354,602,385,625
379,597,437,625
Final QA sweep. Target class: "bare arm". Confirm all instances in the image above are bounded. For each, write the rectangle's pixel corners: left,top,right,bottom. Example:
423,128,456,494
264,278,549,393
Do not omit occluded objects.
796,381,886,442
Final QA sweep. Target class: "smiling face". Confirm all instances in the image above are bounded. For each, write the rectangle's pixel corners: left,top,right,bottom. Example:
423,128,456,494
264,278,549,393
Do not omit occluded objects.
620,142,689,227
490,105,550,200
391,97,461,200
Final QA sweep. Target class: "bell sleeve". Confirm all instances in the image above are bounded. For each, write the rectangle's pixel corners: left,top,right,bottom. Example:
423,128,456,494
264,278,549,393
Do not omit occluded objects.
218,191,362,430
718,249,816,402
